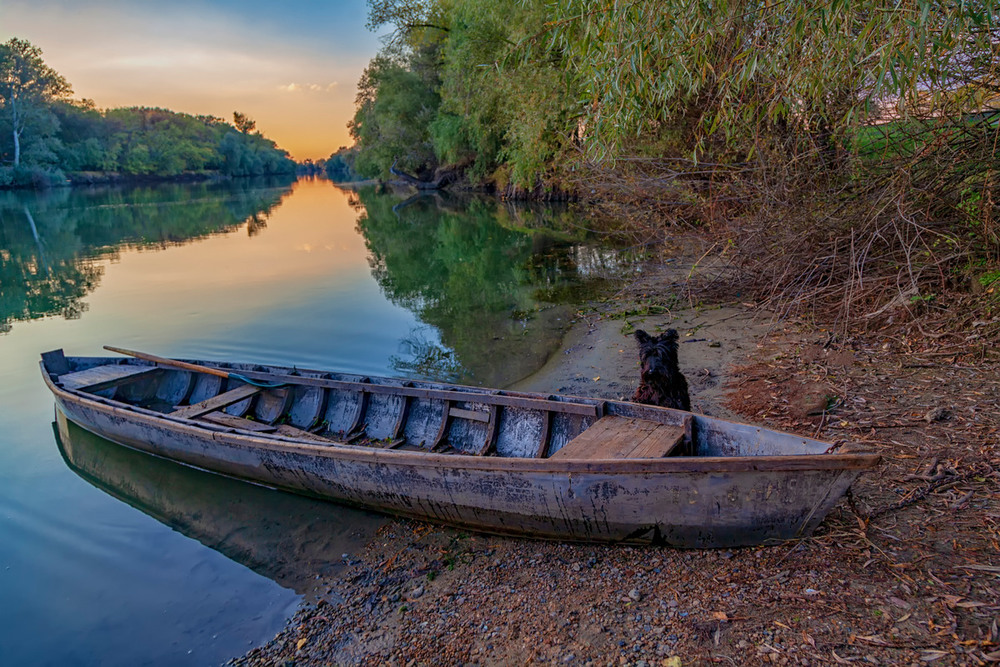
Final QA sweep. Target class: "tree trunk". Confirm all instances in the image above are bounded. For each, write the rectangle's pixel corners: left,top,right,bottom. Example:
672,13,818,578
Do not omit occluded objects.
389,159,456,190
13,127,20,167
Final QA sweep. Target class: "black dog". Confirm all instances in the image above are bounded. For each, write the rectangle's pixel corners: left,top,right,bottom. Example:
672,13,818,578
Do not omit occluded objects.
632,329,691,411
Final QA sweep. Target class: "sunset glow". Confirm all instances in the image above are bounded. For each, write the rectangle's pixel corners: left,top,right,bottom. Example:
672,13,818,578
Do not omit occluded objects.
1,0,382,161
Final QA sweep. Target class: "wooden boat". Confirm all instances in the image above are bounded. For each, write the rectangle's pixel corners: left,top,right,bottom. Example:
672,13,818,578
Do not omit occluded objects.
40,347,880,547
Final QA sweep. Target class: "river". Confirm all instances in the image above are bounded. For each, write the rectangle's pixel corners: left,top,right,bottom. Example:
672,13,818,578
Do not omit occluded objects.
0,176,625,665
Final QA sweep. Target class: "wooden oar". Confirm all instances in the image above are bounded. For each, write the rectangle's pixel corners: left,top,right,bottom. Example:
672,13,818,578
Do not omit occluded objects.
104,346,287,389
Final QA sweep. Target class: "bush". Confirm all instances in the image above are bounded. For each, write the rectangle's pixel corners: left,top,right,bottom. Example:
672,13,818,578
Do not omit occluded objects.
0,165,66,188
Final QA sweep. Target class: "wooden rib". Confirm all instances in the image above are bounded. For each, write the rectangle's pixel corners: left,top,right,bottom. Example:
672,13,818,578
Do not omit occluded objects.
386,437,408,449
198,411,277,433
475,405,500,456
449,407,490,423
177,366,599,417
345,382,370,436
170,384,262,420
533,410,552,458
430,400,452,450
255,387,294,424
392,395,411,439
60,364,160,393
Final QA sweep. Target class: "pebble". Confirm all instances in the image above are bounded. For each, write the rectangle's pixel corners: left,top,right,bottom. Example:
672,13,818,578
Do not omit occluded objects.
629,589,643,601
409,586,424,599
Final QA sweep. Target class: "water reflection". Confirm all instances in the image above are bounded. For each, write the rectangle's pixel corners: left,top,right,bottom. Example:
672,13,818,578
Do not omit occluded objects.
351,187,624,386
0,177,295,333
1,177,640,667
54,411,384,597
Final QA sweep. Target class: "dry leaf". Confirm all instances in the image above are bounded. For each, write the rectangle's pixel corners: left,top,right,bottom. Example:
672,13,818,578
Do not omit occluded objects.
296,638,307,651
711,611,728,622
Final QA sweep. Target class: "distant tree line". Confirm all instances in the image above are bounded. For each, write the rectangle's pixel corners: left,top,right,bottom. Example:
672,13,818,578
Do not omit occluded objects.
0,38,296,189
324,146,359,182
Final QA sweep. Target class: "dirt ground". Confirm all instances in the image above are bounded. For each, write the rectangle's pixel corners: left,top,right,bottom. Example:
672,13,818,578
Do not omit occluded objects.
231,262,999,667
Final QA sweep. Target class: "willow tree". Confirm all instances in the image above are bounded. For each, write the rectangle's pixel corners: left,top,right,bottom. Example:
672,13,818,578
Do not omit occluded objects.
538,0,1000,159
521,0,1000,320
0,38,72,167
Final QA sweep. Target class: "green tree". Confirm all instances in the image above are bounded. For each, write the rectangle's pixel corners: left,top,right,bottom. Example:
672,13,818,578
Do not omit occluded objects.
0,38,71,166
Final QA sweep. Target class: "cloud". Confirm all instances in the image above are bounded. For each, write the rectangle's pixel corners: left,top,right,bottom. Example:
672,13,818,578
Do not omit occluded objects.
279,82,339,94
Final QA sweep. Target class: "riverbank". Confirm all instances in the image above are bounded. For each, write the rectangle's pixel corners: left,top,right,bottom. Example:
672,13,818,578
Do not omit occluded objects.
232,257,1000,666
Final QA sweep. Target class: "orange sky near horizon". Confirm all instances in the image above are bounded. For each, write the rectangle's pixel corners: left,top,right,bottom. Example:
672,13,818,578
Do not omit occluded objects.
1,1,384,161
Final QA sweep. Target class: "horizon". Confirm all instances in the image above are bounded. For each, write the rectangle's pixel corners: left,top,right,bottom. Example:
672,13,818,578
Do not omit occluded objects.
1,0,385,162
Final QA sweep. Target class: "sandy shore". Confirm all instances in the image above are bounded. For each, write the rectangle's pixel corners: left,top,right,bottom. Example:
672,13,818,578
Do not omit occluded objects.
232,262,1000,666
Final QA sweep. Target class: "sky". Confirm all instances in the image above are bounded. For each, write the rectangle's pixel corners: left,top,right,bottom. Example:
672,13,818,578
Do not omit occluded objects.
0,0,385,161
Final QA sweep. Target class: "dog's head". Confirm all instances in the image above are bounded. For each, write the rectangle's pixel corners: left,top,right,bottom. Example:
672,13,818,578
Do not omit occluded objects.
634,329,680,376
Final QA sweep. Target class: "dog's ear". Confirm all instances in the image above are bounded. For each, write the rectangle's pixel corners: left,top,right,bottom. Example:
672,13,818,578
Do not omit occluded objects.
663,329,679,342
634,329,651,345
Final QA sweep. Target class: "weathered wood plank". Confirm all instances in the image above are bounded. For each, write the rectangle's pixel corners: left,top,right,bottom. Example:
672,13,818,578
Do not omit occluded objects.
548,416,621,459
170,384,262,420
60,364,160,393
550,415,688,460
624,423,687,459
273,424,337,443
594,418,661,458
198,411,277,433
449,407,491,423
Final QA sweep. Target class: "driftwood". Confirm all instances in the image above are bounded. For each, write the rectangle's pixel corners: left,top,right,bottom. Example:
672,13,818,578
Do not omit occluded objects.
389,159,457,190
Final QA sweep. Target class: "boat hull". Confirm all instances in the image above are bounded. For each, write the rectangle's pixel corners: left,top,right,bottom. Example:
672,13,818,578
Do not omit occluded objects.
47,372,871,547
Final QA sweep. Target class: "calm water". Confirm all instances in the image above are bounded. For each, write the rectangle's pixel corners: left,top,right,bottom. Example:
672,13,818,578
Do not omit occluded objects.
0,177,623,665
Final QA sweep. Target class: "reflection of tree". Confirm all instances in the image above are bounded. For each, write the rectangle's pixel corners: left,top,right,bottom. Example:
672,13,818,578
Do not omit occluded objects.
246,212,268,237
390,326,464,382
354,188,615,386
0,176,294,333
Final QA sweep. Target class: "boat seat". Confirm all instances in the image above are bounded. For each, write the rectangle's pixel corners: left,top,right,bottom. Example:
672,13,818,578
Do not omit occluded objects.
170,384,262,419
193,411,334,443
272,424,336,443
549,415,690,460
59,364,160,393
197,411,277,432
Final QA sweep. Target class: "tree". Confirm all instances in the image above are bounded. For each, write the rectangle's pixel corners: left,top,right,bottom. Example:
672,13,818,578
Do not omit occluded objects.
0,38,71,166
233,111,256,135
